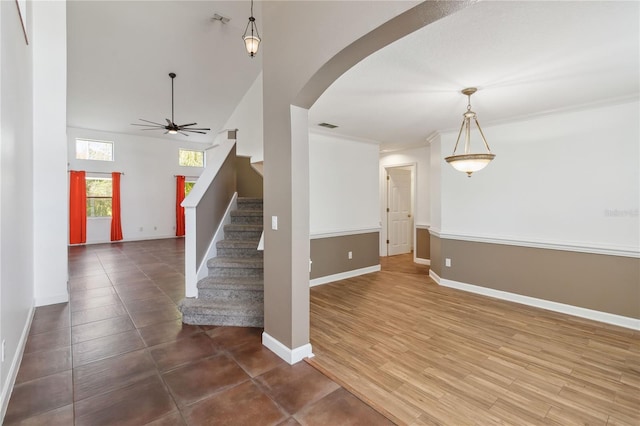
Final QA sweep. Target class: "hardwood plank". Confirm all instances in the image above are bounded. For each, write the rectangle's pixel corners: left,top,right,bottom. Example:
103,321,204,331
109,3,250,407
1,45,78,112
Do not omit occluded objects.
310,253,640,425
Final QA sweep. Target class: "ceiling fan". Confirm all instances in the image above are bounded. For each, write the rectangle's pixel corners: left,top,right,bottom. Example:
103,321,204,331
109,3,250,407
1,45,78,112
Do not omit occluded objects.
132,72,210,136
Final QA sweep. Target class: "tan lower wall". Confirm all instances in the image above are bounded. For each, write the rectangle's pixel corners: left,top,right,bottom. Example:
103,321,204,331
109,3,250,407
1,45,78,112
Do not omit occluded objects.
310,232,380,280
416,228,430,260
438,238,640,319
430,234,442,277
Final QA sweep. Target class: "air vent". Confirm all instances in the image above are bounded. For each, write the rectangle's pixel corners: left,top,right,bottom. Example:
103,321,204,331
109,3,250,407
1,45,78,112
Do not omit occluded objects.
318,122,338,129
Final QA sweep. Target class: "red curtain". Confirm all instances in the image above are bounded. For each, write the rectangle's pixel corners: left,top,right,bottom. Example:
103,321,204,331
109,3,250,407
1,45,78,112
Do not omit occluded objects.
110,172,123,241
69,171,87,244
176,175,186,237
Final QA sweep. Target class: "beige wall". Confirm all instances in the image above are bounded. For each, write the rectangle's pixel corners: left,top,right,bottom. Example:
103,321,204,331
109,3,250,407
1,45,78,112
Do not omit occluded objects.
416,228,430,260
236,156,263,198
438,238,640,319
262,1,471,351
310,233,379,279
430,233,442,277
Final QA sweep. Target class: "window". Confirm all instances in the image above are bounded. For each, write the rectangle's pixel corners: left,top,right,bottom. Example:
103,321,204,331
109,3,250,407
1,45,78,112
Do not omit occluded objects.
185,181,195,196
179,149,204,167
86,178,112,217
76,139,114,161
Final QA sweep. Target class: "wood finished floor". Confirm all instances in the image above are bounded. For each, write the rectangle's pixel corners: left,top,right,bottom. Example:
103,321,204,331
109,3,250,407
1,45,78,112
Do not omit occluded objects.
308,254,640,425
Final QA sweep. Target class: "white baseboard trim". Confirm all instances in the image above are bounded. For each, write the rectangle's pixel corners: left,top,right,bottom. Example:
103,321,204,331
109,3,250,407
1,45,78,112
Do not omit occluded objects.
310,265,381,287
35,293,69,307
415,258,431,266
439,278,640,331
1,304,35,422
429,269,441,283
262,332,314,365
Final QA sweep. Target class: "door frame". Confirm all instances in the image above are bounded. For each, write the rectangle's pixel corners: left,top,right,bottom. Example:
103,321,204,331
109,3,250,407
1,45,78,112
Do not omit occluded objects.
380,162,416,258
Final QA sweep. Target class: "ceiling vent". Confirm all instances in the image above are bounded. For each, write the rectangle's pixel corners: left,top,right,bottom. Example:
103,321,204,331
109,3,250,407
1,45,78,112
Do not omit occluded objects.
318,122,338,129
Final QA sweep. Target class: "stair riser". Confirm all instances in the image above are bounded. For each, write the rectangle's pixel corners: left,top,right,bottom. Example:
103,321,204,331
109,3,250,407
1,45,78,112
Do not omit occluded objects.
224,231,262,241
182,313,264,327
216,248,263,258
208,268,263,278
231,216,264,225
238,199,264,210
198,289,264,303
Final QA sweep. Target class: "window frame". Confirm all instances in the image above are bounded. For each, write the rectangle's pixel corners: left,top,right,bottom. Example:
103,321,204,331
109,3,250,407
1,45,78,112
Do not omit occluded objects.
85,177,113,218
178,148,205,168
75,138,114,162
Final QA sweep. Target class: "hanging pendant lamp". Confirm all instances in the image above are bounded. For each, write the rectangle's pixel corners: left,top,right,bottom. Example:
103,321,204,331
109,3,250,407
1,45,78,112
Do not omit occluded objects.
445,88,495,177
242,0,261,57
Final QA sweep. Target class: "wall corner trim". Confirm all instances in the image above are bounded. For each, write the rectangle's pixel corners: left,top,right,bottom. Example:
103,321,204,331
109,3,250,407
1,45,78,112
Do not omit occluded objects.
310,265,381,287
1,305,35,422
415,258,431,266
439,278,640,331
429,269,441,284
262,332,314,365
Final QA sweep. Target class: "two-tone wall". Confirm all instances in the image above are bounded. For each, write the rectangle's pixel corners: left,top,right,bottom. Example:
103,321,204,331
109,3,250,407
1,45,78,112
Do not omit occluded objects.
431,100,640,327
380,145,431,263
309,131,381,284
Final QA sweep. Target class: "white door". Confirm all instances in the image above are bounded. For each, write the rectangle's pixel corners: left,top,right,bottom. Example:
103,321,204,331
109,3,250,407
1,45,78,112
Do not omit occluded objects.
387,168,412,256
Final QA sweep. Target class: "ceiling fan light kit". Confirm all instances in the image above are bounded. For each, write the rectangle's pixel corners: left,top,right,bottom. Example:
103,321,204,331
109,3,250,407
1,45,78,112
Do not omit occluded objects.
132,73,210,137
445,87,496,177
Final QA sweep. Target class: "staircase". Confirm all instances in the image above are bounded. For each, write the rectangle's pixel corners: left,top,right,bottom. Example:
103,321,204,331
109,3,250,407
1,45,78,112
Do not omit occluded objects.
180,197,264,327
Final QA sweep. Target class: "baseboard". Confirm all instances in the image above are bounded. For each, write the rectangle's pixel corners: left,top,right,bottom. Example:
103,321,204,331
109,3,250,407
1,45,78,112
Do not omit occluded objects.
35,293,69,307
429,269,441,283
1,304,35,423
415,257,431,266
310,265,381,287
262,332,314,365
439,278,640,331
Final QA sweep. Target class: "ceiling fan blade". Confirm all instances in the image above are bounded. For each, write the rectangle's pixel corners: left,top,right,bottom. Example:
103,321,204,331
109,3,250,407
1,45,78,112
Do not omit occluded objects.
178,131,190,136
166,118,173,125
176,123,197,128
138,118,166,126
183,130,208,134
131,123,165,128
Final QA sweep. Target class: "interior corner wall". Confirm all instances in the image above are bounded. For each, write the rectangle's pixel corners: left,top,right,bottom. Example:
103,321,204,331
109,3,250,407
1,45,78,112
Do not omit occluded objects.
67,128,206,244
0,0,36,416
437,100,640,320
32,0,67,307
380,145,431,257
223,72,263,163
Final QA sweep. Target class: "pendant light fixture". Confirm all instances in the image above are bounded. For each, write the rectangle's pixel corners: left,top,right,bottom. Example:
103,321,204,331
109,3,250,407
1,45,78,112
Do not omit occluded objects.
242,0,261,57
445,88,495,177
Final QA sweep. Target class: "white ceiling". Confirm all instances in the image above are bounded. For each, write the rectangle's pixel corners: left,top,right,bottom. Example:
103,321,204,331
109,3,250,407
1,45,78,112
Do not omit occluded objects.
67,1,262,144
309,1,640,151
67,1,639,149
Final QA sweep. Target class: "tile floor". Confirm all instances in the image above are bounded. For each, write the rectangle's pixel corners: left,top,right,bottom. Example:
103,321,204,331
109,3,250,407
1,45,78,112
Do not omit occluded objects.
4,238,391,425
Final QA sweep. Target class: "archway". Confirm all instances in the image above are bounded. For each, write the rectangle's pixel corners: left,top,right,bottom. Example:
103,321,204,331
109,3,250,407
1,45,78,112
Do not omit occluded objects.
260,1,473,363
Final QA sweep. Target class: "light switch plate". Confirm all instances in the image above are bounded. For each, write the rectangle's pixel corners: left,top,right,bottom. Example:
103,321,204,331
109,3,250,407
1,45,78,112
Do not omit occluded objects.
271,216,278,230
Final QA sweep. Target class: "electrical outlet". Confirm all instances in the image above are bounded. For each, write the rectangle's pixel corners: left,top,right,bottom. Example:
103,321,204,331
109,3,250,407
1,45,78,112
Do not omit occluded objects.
348,251,353,260
271,216,278,231
445,258,452,267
